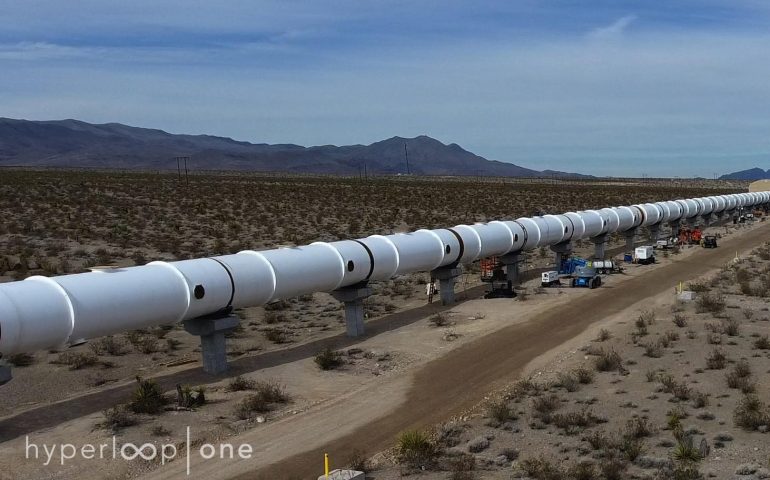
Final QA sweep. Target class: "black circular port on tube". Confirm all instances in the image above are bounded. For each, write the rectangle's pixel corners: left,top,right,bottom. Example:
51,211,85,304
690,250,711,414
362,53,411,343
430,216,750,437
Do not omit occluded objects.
194,285,205,299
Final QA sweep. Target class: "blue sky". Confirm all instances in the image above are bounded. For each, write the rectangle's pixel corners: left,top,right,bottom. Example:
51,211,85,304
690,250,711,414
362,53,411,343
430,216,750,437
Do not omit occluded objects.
1,1,769,177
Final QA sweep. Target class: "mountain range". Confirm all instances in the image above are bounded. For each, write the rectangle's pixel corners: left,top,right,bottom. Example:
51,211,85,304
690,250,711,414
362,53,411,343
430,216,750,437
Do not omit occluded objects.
719,168,770,181
0,118,585,177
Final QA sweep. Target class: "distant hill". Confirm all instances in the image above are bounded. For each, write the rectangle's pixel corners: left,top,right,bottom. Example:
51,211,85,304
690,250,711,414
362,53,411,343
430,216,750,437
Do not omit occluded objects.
720,168,770,180
0,118,588,178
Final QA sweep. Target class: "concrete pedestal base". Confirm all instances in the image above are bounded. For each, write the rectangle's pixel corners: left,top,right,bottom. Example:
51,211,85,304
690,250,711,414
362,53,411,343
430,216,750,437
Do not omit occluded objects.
500,252,524,285
550,242,572,269
183,313,240,375
624,228,637,253
648,224,660,243
0,363,12,386
332,285,373,337
431,265,462,306
591,234,608,260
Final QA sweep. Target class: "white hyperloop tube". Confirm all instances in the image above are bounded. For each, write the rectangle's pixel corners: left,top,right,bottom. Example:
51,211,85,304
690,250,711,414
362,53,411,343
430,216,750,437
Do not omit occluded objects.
1,192,768,357
472,222,515,258
386,231,445,275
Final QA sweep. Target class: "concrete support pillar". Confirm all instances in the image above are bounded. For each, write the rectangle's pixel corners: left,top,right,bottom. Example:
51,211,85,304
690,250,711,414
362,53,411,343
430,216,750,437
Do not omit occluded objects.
500,252,524,286
549,241,572,270
183,313,240,375
591,234,608,260
332,284,373,337
648,224,661,243
700,214,712,227
431,265,462,306
623,228,638,252
669,220,681,240
0,361,12,386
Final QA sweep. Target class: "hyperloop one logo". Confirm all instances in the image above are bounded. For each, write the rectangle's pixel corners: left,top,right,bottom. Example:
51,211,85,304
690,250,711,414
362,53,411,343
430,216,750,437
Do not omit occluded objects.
25,427,253,475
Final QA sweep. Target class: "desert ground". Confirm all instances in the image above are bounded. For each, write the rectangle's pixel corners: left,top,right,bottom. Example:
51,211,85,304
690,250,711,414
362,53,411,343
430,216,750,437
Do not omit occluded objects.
0,169,764,480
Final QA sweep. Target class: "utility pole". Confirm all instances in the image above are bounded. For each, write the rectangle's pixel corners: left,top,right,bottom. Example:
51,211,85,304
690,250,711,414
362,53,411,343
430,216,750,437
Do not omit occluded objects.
404,142,411,175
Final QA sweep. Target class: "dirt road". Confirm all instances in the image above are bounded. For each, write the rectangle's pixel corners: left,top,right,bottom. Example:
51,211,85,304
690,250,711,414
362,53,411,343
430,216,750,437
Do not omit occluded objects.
248,222,770,479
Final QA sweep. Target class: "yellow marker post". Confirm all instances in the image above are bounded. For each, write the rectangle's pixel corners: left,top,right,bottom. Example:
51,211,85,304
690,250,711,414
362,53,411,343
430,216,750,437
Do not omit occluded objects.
324,453,329,478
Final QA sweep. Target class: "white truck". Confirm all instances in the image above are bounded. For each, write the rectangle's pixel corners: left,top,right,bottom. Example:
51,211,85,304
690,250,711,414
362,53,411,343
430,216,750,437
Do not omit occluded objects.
634,246,656,265
541,271,560,287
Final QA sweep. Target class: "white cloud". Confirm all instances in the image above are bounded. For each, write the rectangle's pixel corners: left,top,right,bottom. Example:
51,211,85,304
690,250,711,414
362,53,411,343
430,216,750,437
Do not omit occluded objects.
588,15,638,40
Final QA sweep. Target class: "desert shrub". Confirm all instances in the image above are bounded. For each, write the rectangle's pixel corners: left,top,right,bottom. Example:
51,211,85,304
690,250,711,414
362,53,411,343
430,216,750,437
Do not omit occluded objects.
671,434,702,462
673,313,688,328
53,351,98,370
345,449,370,472
263,328,290,344
429,313,449,327
705,333,722,345
101,406,137,431
448,454,475,479
687,282,709,292
396,430,437,468
669,464,704,480
734,395,770,431
227,375,256,392
594,349,624,373
598,455,628,480
557,372,579,392
487,399,515,424
691,391,709,409
551,409,602,435
706,349,726,370
314,347,343,370
235,394,270,418
151,424,171,436
263,311,287,324
519,456,564,479
642,340,664,358
624,417,653,439
93,336,127,356
234,379,290,419
8,353,34,367
129,376,167,414
639,310,656,325
726,359,753,392
573,366,594,384
566,461,596,480
696,292,725,314
596,329,611,342
721,318,740,337
254,379,290,404
532,394,561,424
753,335,770,350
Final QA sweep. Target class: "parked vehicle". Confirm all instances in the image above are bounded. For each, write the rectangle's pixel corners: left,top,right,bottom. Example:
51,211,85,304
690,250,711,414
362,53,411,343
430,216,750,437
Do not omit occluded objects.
634,246,656,265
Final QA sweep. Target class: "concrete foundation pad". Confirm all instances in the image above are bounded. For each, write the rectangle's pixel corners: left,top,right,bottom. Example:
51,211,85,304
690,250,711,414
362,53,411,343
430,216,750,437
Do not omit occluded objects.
318,470,365,480
677,291,696,302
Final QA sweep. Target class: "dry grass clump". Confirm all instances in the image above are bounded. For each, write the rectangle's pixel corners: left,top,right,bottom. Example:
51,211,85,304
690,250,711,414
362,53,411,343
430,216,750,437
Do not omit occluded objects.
725,359,755,393
696,292,725,314
52,351,99,370
395,430,438,469
314,347,344,370
706,349,727,370
733,395,770,431
593,348,626,373
234,380,290,419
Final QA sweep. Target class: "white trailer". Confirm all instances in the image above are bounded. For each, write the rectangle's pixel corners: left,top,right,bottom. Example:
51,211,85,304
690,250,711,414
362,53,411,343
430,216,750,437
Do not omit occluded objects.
634,246,656,265
541,271,560,287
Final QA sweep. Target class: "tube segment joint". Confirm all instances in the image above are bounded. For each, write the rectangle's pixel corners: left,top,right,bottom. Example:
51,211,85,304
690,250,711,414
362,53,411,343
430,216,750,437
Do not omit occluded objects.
431,265,463,306
332,284,373,337
183,312,240,375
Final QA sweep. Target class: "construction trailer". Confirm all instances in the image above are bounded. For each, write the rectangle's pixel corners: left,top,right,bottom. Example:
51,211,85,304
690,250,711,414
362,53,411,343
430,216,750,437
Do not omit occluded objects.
634,246,656,265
